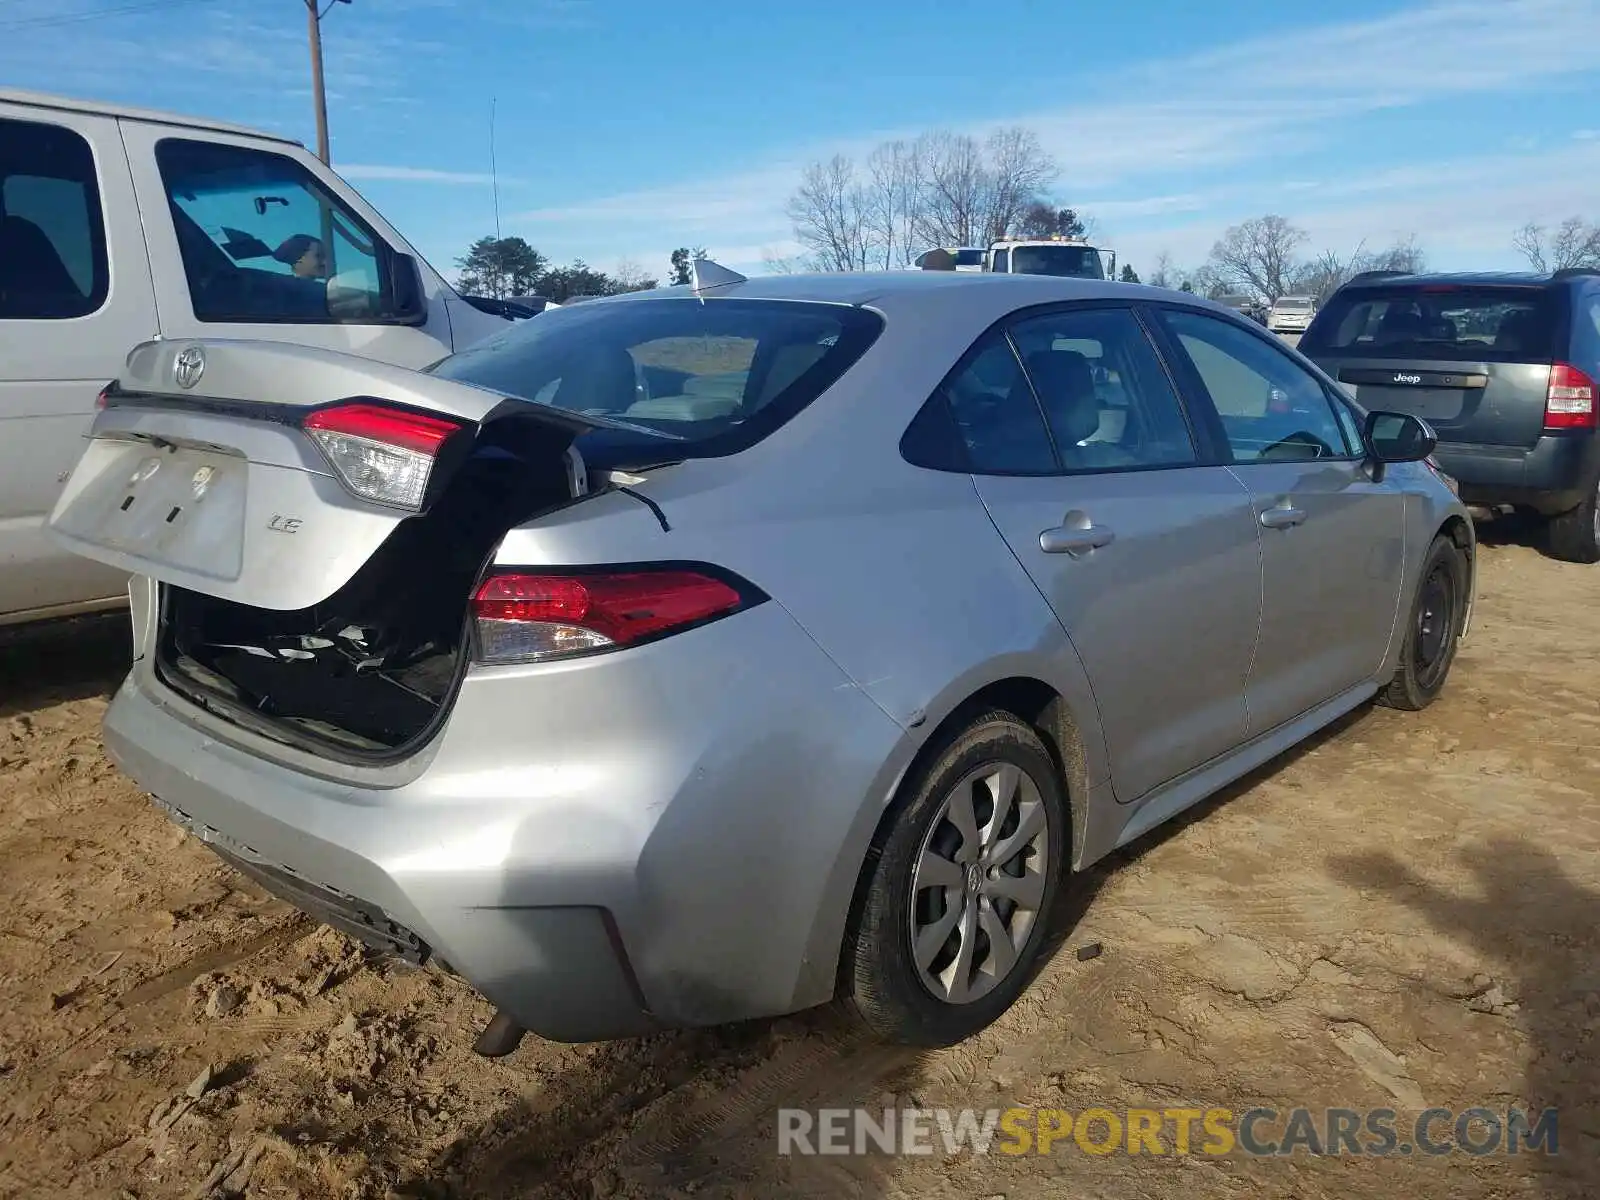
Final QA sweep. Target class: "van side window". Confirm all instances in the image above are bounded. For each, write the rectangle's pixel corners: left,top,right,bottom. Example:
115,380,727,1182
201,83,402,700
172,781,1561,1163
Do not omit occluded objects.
0,117,108,319
155,138,397,325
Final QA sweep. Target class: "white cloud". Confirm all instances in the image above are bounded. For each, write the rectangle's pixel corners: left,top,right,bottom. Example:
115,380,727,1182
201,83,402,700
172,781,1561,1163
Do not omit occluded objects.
505,0,1600,275
1109,140,1600,273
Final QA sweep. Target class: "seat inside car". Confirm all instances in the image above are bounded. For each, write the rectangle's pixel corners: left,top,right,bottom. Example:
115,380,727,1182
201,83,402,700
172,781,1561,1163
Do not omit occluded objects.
1024,349,1135,468
1494,307,1540,354
0,213,80,316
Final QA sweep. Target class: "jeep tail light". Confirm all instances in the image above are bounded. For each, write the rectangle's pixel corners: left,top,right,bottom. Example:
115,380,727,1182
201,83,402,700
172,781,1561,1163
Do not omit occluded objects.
1545,363,1597,431
472,567,760,664
303,401,463,510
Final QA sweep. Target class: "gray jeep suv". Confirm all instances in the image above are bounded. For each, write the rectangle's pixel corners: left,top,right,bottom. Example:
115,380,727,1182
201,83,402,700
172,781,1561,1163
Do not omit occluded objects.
1299,269,1600,562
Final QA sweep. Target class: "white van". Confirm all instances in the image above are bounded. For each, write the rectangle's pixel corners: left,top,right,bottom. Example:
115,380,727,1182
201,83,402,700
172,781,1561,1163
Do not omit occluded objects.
0,90,510,627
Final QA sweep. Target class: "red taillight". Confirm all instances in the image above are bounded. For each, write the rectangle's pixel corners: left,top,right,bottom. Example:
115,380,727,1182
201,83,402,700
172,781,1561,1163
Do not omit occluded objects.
1545,363,1597,431
95,383,113,409
471,568,753,664
302,401,463,510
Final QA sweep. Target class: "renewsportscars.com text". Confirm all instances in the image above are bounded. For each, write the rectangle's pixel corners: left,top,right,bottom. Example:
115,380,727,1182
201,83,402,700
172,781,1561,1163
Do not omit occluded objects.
777,1105,1560,1158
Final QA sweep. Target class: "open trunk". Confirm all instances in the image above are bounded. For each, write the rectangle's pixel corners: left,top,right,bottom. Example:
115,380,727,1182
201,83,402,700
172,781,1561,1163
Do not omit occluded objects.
156,414,579,757
47,337,636,759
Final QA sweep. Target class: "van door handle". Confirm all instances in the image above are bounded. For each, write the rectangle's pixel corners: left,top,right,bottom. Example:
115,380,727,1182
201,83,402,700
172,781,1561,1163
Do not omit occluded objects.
1259,503,1307,529
1040,519,1116,556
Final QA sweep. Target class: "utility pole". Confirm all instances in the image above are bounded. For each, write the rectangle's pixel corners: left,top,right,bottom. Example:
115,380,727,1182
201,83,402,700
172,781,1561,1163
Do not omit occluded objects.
305,0,350,165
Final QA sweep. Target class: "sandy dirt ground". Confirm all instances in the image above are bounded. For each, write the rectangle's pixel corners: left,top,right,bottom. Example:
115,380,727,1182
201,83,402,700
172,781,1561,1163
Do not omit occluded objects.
1,517,1596,1200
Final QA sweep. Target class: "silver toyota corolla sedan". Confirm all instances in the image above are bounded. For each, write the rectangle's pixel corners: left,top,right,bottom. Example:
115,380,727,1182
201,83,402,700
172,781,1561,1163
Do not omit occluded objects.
48,267,1474,1054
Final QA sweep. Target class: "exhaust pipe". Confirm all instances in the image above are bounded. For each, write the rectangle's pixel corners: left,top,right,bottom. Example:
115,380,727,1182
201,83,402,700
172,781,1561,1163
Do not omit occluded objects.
473,1010,527,1057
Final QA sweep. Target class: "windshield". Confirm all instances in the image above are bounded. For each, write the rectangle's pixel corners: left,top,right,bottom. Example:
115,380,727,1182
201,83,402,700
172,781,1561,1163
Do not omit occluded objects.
1274,297,1314,310
1007,245,1105,279
1299,285,1557,363
952,249,985,267
428,297,885,462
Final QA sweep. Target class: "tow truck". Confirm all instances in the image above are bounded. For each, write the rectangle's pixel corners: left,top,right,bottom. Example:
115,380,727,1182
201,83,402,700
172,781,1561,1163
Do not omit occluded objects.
985,234,1117,280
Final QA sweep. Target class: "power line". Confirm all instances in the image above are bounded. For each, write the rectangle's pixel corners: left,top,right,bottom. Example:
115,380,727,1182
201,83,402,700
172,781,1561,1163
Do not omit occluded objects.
0,0,217,33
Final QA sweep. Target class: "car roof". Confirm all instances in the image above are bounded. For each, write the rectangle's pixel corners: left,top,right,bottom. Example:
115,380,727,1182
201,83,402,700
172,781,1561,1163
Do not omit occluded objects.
0,88,298,145
1343,270,1584,289
590,270,1223,319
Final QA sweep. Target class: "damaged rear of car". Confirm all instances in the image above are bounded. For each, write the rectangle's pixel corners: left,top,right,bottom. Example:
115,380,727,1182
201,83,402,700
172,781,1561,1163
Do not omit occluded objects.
50,294,898,1047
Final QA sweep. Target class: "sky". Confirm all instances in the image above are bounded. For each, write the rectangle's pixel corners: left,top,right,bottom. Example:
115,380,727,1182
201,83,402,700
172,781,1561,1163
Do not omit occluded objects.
3,0,1597,285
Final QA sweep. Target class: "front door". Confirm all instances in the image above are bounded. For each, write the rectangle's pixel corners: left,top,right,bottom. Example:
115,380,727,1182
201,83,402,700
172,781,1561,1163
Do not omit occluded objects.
118,121,455,369
1151,306,1406,734
948,304,1263,803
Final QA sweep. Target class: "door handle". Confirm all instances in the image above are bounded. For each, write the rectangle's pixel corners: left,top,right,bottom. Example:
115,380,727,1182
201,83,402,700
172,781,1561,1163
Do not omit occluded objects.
1259,503,1307,529
1040,519,1116,556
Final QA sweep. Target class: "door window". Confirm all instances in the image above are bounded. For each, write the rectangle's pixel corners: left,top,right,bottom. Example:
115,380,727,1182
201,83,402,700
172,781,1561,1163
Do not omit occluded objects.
937,330,1057,473
1157,308,1357,462
155,137,395,324
1009,308,1197,471
0,117,108,319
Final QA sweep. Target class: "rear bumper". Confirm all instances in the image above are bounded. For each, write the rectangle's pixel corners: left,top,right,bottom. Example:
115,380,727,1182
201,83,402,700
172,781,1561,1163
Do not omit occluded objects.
102,600,908,1043
1433,433,1600,514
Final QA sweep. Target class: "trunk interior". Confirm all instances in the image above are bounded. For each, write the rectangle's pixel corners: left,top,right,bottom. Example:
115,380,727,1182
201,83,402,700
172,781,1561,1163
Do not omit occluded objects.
155,415,580,758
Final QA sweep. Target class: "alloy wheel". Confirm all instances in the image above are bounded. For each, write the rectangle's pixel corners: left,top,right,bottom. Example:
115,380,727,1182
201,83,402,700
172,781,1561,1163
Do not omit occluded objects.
909,760,1051,1005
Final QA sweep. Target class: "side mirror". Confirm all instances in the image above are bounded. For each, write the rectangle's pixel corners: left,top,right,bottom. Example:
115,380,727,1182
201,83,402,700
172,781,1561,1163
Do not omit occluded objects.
385,251,429,326
1364,409,1437,464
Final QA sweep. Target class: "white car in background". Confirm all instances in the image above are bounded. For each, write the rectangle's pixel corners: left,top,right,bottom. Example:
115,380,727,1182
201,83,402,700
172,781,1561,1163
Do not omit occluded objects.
1268,294,1319,333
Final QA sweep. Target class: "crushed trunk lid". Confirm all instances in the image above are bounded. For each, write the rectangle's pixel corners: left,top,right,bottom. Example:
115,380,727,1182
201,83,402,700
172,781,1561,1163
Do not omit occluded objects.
47,338,647,611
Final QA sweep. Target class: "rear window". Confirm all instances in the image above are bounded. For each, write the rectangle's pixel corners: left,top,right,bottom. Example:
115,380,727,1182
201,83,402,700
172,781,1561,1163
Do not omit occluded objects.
428,297,884,461
1301,285,1557,362
1009,245,1104,278
953,249,985,267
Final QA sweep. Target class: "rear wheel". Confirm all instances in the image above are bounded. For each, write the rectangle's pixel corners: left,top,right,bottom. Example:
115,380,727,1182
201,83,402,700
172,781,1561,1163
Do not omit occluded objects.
1377,533,1468,711
843,711,1068,1047
1546,477,1600,564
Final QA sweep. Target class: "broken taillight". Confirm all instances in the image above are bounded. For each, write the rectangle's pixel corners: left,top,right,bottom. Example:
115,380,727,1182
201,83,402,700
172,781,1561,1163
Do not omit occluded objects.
1544,363,1597,431
302,401,464,510
471,567,760,664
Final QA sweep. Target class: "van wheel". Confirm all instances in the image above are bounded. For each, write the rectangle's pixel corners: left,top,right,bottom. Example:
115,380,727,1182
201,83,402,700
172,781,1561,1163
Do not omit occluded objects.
1546,478,1600,564
843,711,1067,1047
1378,533,1467,711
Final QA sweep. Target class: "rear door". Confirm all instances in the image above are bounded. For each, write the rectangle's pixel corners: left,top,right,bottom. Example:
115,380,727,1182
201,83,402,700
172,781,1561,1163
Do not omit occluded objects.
952,302,1262,804
1299,283,1560,449
1151,304,1405,735
0,103,156,621
117,120,456,369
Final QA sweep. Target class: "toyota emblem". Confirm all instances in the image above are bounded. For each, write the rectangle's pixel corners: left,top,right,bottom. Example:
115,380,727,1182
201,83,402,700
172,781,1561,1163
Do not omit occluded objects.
173,345,206,390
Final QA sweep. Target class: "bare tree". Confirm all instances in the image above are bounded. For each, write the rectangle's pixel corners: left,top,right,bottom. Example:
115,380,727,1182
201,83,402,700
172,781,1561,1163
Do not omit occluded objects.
863,139,923,269
787,126,1057,269
917,130,988,247
610,258,658,292
786,155,871,271
1513,217,1600,272
760,248,802,274
1291,235,1427,300
979,127,1056,246
1207,215,1308,304
1146,250,1177,289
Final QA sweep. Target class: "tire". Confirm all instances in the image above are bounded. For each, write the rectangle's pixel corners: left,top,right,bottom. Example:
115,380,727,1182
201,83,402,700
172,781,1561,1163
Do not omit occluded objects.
1377,533,1468,711
1546,477,1600,564
843,711,1068,1047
